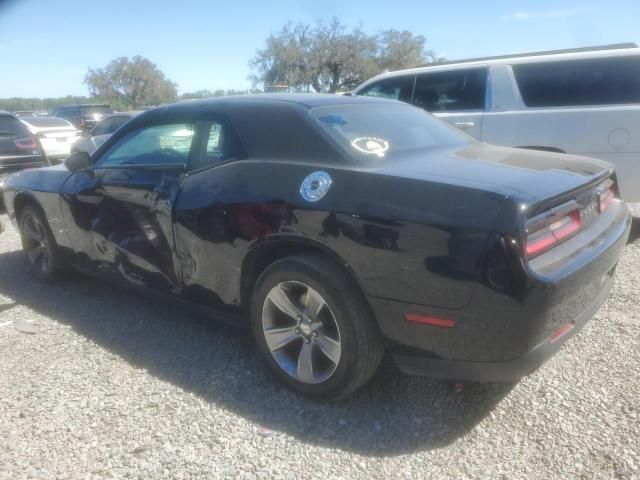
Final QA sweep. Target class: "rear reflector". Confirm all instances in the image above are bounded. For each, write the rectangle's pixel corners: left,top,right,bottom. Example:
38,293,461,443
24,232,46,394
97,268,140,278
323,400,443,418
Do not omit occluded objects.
405,313,455,328
549,322,574,343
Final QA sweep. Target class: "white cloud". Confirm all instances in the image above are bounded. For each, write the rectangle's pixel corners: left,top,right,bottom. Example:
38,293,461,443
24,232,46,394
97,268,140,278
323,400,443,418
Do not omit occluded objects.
502,8,588,22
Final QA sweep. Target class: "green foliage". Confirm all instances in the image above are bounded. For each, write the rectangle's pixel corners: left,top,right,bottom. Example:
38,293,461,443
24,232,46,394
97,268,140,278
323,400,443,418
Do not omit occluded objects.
84,55,178,109
0,95,106,113
250,18,444,93
179,89,263,100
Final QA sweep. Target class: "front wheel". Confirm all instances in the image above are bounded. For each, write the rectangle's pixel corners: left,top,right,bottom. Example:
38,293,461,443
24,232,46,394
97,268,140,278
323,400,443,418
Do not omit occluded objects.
250,255,384,401
19,205,67,282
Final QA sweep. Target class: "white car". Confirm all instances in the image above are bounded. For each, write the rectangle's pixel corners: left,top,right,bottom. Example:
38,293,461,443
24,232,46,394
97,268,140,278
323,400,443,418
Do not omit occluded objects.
353,43,640,202
70,112,140,156
19,116,80,163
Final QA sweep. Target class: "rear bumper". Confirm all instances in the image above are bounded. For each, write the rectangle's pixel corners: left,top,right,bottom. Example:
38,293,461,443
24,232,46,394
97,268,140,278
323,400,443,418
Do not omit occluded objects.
392,268,613,382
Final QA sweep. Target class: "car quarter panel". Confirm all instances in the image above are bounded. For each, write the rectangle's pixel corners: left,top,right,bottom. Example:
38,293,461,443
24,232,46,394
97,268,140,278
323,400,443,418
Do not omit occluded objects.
2,165,73,247
173,159,506,313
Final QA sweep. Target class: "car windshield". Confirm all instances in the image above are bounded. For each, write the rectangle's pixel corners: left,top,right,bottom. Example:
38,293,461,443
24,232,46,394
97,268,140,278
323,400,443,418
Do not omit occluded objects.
82,106,113,115
310,103,468,161
21,117,74,128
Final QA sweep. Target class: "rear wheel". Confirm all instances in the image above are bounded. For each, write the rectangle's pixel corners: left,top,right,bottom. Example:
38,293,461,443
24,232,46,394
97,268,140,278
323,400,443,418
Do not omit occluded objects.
19,205,67,282
251,255,384,400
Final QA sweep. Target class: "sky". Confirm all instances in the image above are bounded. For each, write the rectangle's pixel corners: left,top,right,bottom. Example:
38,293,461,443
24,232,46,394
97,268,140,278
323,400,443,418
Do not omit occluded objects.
1,0,639,98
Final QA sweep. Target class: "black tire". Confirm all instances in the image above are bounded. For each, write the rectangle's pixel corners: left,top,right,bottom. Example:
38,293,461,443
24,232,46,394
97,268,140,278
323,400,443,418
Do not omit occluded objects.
250,254,384,401
19,205,68,282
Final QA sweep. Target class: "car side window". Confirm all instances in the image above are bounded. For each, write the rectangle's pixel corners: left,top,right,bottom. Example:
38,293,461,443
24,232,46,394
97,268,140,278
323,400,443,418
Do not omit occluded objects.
358,76,414,102
109,116,130,133
513,57,640,107
412,68,487,112
95,123,195,168
190,119,246,170
92,118,112,136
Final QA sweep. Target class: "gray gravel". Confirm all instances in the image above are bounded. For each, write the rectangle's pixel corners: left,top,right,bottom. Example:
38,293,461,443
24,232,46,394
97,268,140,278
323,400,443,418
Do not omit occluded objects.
1,206,639,480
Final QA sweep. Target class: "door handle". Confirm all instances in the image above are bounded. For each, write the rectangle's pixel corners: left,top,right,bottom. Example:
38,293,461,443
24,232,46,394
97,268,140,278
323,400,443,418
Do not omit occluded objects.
454,122,475,129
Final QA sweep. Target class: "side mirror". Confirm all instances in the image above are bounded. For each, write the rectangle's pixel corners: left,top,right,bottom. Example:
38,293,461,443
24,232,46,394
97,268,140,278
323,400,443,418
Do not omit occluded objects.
65,151,92,172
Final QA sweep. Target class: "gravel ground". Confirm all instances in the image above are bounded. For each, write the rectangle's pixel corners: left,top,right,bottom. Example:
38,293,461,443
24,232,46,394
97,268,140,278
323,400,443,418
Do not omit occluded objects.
0,206,639,480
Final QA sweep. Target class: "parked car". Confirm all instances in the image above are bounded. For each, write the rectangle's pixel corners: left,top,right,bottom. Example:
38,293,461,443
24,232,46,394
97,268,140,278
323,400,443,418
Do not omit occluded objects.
1,95,630,399
19,116,80,163
13,111,37,118
71,112,141,155
353,43,640,202
51,104,114,131
0,110,48,213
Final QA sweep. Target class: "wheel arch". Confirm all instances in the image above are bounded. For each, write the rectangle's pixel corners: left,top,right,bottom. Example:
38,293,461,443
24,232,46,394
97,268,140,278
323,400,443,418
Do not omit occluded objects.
12,190,45,221
240,237,369,313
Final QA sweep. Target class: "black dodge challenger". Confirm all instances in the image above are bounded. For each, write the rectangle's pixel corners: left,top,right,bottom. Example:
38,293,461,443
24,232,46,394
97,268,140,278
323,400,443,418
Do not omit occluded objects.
1,95,631,400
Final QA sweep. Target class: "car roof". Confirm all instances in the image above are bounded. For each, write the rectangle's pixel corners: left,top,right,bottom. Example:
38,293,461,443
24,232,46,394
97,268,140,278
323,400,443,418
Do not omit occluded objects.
355,43,640,89
0,110,17,118
142,93,398,116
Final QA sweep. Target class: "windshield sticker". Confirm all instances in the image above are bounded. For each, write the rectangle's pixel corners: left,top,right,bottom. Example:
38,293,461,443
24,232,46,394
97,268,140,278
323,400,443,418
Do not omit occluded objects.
318,114,348,127
351,137,389,157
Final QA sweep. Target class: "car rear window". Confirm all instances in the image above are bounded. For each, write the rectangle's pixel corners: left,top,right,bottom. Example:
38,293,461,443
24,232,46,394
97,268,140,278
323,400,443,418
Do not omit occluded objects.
82,106,114,115
0,116,29,136
513,56,640,107
20,117,74,128
310,103,468,161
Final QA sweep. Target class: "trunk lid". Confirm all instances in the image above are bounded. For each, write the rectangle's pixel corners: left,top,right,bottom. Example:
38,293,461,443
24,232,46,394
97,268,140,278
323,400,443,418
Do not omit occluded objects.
371,143,612,205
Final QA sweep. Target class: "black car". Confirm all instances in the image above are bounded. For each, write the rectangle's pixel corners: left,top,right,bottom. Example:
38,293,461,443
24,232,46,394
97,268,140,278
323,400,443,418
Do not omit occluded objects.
1,95,630,400
51,104,114,131
0,110,48,213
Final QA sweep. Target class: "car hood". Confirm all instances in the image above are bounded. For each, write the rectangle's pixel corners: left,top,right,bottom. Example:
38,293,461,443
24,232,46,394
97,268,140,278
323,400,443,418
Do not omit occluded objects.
369,142,612,204
3,162,72,192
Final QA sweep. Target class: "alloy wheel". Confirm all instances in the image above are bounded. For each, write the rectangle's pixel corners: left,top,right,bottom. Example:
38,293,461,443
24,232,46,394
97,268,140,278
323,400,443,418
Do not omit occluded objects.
21,213,50,276
261,281,342,384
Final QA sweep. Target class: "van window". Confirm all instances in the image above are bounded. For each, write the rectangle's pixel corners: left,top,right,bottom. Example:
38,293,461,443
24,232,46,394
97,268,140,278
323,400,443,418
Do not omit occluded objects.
513,57,640,107
412,68,487,111
357,76,414,102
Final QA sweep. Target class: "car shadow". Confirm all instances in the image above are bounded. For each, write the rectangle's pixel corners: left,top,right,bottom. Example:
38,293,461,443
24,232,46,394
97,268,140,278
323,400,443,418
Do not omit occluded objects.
0,249,513,456
628,216,640,244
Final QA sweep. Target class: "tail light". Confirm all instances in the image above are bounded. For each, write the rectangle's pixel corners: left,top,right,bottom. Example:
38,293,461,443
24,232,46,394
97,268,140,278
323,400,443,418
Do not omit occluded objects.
597,179,616,213
525,178,618,259
14,136,38,151
526,208,581,258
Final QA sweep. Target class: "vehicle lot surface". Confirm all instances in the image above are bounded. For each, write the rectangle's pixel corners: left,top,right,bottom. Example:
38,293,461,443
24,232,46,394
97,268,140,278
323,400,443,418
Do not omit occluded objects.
1,207,639,480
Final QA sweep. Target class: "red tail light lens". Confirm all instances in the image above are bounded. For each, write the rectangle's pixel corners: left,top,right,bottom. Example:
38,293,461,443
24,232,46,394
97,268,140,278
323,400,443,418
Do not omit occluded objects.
526,209,581,258
598,186,615,213
14,136,38,151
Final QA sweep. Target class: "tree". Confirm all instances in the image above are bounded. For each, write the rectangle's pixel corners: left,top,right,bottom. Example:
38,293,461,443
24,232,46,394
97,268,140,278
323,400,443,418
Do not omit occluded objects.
375,30,440,72
84,56,178,109
250,19,443,93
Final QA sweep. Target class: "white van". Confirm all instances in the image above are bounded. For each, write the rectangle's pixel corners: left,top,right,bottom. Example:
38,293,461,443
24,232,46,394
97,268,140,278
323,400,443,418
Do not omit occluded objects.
353,43,640,202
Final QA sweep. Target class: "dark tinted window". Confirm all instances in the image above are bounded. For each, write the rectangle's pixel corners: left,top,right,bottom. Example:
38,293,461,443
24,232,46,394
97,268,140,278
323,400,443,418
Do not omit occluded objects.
82,105,114,115
92,118,113,136
358,76,414,102
191,120,246,170
0,116,29,136
310,103,467,162
513,57,640,107
109,116,131,132
97,123,194,167
412,68,487,111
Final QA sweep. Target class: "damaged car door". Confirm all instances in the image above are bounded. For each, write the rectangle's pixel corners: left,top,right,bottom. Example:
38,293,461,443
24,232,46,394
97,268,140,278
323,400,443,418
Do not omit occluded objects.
61,123,194,291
